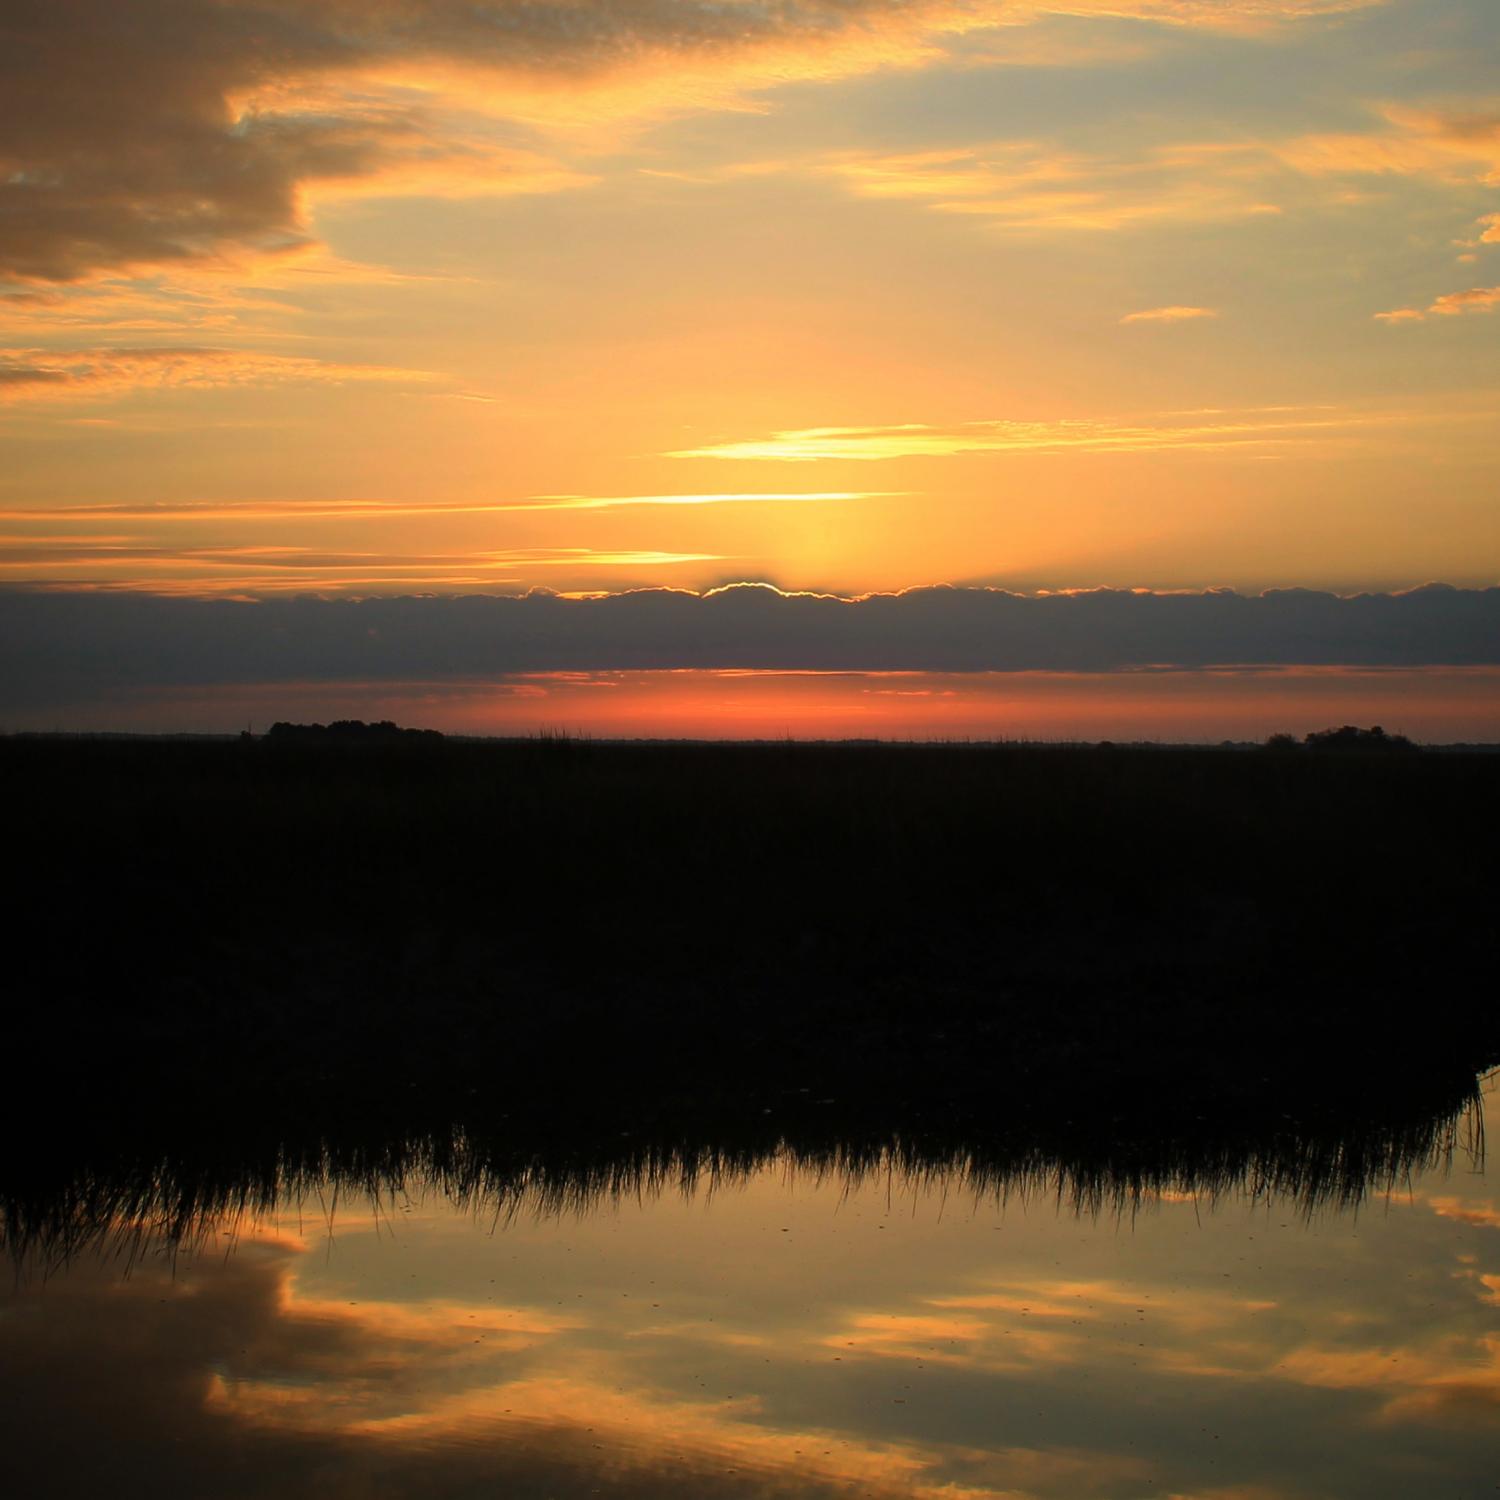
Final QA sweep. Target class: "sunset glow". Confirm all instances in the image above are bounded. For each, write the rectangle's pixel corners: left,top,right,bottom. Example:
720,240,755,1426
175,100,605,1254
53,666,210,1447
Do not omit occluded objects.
3,0,1497,735
10,19,1500,1500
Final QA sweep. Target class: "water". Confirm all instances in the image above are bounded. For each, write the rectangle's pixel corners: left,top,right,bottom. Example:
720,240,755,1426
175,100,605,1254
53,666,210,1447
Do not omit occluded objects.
4,1080,1498,1498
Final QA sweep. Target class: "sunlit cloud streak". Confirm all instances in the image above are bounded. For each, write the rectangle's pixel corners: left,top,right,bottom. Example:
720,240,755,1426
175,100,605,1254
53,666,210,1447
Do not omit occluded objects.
0,1241,946,1499
724,100,1498,255
768,140,1287,233
520,491,901,511
1428,1198,1500,1230
0,346,429,401
666,406,1481,461
0,1233,1086,1500
0,544,722,569
1121,305,1218,324
0,543,726,597
1270,102,1500,183
1376,286,1500,323
0,494,891,525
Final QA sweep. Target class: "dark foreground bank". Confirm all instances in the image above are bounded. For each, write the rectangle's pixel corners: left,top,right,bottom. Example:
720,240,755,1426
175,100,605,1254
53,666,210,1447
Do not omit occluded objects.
8,735,1498,1127
6,735,1498,1248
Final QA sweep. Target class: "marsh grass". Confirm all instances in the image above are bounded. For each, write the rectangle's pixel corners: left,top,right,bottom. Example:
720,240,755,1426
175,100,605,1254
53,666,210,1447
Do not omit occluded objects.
2,1070,1483,1271
4,736,1497,1258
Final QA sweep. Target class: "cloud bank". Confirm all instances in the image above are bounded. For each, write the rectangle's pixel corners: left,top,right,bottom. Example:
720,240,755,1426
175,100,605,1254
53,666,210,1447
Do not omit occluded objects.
0,1,1385,285
2,582,1495,709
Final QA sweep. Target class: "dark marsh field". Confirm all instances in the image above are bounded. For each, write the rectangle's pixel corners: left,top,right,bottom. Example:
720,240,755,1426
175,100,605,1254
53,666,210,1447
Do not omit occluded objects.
4,732,1499,1493
4,732,1500,1260
8,733,1498,1144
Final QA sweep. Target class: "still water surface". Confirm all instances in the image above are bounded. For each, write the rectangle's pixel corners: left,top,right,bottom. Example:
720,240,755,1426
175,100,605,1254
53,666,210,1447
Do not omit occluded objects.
5,1082,1499,1499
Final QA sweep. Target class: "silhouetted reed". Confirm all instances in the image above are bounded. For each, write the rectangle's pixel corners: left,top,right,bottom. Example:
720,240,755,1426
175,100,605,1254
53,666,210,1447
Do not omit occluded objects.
5,736,1497,1268
2,1067,1486,1272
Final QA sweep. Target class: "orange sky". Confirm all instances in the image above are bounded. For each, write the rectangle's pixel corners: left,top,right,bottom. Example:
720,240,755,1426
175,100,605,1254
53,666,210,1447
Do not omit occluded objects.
2,1,1497,733
35,667,1498,743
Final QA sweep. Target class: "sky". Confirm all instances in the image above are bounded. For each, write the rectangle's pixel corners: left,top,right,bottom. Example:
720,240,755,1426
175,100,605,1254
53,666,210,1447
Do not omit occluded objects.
2,0,1497,736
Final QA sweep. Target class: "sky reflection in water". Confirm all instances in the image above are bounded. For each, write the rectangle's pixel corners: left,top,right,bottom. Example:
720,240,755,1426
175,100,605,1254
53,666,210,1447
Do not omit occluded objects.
4,1084,1499,1499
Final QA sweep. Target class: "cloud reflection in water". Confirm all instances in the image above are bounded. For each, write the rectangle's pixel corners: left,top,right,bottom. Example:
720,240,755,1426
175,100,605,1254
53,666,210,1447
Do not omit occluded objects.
4,1083,1500,1498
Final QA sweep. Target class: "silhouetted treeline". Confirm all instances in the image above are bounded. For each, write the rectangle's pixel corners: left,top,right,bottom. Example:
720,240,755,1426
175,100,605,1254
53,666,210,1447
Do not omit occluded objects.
5,737,1498,1178
263,718,443,744
1264,724,1417,753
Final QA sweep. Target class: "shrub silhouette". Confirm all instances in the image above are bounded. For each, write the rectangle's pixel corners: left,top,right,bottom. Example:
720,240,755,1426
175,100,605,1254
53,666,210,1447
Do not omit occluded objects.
264,719,443,745
1303,724,1415,753
1262,726,1417,752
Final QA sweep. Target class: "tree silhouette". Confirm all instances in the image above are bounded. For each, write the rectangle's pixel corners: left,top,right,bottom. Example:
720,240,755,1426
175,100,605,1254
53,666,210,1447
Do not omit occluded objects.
1303,724,1415,753
264,719,443,745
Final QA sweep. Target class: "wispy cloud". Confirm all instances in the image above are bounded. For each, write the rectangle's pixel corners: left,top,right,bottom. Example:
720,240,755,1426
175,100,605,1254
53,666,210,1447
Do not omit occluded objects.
1121,305,1219,324
515,491,899,511
1374,285,1500,323
1266,104,1500,316
1431,285,1500,315
0,493,893,524
715,99,1497,262
0,540,726,595
1272,102,1500,183
0,543,723,570
1427,1197,1500,1230
775,140,1286,233
10,1235,1014,1500
0,346,429,402
666,405,1471,462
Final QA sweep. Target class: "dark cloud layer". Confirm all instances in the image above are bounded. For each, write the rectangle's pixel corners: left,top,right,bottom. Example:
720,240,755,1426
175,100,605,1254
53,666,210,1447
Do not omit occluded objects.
0,0,958,282
0,2,1373,284
2,583,1495,709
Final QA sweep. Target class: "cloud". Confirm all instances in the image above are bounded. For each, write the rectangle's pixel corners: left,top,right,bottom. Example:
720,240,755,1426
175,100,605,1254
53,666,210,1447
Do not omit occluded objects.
774,140,1286,233
1426,1197,1500,1230
1262,105,1500,318
0,493,896,524
0,492,893,593
0,2,615,284
1121,306,1219,324
665,404,1473,461
0,2,1386,284
2,582,1495,709
0,540,725,595
0,345,429,402
1374,285,1500,323
0,1234,1008,1500
1273,102,1500,183
726,98,1496,251
1430,285,1500,315
518,491,900,511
